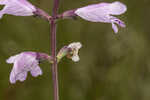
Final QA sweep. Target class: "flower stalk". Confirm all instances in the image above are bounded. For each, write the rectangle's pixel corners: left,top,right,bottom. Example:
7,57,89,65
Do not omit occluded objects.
33,8,52,21
50,0,60,100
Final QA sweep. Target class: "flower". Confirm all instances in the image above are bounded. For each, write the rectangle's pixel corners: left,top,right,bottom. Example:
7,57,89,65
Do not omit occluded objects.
6,52,42,84
75,1,127,33
67,42,82,62
0,0,36,19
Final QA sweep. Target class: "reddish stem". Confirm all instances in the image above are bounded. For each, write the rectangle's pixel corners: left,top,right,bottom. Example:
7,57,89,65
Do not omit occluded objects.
50,0,59,100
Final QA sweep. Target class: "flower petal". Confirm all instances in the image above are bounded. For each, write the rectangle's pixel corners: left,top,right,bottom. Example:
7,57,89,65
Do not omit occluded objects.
0,0,8,5
68,42,82,49
111,16,126,28
6,54,20,64
108,1,127,15
0,11,4,19
16,71,27,82
111,23,118,33
9,61,28,83
72,55,80,62
9,66,17,84
30,66,42,77
75,4,110,22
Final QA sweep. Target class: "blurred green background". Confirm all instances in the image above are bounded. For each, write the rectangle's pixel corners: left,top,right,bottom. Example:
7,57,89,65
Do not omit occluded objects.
1,0,150,100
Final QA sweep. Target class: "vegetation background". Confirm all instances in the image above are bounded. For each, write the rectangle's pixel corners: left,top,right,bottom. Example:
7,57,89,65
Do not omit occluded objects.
0,0,150,100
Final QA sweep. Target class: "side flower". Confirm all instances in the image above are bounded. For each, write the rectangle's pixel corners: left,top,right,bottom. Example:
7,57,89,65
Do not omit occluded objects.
67,42,82,62
75,1,127,33
0,0,36,19
57,42,82,62
6,52,49,84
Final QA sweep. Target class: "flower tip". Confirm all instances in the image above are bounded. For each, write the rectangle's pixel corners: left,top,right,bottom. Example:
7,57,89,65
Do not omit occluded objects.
72,55,80,62
10,75,16,84
6,59,11,64
31,66,43,77
112,23,118,34
75,42,82,48
6,57,15,64
6,54,20,64
0,1,6,5
0,12,4,19
10,80,16,84
113,1,127,8
120,22,126,28
111,1,127,15
68,42,82,49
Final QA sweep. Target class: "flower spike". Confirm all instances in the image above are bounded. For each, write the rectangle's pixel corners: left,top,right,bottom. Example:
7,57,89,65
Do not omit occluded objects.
75,1,127,33
0,0,36,19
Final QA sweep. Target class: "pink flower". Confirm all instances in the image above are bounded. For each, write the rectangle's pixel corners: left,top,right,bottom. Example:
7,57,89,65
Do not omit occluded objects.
6,52,42,84
0,0,36,19
75,1,127,33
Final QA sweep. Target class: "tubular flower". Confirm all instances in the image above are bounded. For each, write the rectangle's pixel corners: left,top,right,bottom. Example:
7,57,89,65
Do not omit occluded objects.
6,52,42,84
75,1,127,33
0,0,36,19
67,42,82,62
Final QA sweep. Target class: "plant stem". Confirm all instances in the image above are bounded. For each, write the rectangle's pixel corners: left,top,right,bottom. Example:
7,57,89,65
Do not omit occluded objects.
50,0,59,100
